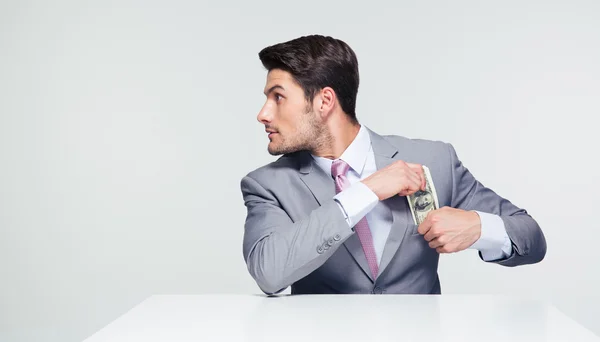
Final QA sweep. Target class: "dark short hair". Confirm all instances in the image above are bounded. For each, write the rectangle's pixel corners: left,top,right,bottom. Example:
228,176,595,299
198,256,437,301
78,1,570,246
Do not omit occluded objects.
259,35,360,124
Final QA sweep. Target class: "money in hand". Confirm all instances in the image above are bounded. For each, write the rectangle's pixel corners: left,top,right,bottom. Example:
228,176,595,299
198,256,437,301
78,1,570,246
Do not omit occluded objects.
407,165,439,225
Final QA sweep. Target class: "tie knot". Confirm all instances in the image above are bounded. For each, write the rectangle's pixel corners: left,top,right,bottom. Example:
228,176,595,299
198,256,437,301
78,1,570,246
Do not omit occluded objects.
331,159,350,178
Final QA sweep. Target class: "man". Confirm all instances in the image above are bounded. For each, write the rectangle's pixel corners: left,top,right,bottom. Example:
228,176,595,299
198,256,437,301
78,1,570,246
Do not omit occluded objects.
240,35,546,295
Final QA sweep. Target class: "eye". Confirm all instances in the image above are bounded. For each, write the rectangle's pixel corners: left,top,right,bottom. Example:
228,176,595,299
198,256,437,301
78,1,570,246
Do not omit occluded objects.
274,94,283,103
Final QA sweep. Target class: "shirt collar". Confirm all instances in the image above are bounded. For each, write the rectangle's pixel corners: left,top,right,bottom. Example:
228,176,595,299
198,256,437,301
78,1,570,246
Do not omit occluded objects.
311,124,372,178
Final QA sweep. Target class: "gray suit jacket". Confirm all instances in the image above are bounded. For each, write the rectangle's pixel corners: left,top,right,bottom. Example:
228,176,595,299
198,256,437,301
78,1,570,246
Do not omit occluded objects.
240,127,546,295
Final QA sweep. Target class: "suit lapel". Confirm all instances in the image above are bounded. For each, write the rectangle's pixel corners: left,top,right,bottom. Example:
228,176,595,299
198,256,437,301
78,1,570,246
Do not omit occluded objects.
341,228,374,282
297,151,335,207
378,194,412,278
368,128,413,279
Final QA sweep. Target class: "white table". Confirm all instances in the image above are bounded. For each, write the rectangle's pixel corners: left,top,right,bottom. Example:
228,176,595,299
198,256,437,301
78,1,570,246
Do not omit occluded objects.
83,294,600,342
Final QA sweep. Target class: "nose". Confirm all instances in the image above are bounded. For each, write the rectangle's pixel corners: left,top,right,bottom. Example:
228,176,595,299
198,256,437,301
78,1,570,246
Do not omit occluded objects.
257,103,272,124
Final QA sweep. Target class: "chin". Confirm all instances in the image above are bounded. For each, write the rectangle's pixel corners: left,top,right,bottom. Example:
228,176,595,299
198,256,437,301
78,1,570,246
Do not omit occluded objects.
267,148,281,156
268,143,301,156
267,144,283,156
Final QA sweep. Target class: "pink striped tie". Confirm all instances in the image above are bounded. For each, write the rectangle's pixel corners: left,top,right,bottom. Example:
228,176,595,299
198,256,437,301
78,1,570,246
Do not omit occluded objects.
332,159,379,279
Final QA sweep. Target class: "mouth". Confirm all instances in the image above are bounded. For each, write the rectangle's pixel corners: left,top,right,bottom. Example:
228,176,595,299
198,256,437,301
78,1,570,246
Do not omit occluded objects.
266,129,278,139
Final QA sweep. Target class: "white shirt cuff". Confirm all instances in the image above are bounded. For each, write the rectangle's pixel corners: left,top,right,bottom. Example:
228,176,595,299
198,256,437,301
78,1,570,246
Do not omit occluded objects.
470,211,513,261
333,181,379,229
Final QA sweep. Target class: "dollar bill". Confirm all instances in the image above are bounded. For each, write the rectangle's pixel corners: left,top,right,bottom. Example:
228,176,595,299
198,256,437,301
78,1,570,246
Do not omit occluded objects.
407,165,439,225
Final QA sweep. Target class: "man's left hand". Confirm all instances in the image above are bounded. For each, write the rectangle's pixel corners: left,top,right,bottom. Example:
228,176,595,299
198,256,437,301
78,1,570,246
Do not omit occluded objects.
417,207,481,254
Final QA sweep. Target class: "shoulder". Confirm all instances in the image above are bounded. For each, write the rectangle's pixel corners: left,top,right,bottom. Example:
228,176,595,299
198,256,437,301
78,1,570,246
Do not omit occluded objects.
384,134,449,151
241,151,306,188
376,132,457,162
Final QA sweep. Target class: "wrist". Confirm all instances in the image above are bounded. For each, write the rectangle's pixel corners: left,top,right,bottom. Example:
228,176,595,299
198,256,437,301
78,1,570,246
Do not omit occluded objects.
360,179,381,201
470,210,482,240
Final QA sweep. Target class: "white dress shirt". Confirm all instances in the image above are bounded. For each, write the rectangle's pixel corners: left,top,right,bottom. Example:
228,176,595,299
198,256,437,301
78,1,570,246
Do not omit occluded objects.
311,125,512,262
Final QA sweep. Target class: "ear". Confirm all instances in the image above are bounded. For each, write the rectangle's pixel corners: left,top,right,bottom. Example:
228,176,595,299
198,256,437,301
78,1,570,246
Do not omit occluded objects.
318,87,336,117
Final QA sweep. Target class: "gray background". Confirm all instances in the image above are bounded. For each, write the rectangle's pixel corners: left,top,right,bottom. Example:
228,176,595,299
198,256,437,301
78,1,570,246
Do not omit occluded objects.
1,1,599,341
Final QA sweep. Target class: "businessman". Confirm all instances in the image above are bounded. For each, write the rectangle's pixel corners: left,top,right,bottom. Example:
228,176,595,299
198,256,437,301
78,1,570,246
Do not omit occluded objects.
240,35,546,295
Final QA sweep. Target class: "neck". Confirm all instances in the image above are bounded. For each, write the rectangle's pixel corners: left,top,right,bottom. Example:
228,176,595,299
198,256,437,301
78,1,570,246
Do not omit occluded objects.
311,119,361,160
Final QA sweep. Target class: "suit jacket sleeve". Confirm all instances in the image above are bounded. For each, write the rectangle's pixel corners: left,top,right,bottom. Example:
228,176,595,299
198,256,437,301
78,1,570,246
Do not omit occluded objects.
447,143,547,266
241,174,354,295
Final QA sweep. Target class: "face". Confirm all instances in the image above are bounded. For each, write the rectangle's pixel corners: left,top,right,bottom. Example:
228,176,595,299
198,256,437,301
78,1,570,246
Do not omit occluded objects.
257,69,325,156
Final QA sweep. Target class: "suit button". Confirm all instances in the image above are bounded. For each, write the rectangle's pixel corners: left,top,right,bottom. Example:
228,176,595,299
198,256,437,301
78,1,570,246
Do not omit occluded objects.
372,287,384,294
317,246,324,254
327,238,334,246
323,243,330,250
333,234,341,241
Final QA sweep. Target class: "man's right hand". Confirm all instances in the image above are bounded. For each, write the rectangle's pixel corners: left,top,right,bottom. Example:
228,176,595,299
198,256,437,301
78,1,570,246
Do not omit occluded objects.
361,161,426,201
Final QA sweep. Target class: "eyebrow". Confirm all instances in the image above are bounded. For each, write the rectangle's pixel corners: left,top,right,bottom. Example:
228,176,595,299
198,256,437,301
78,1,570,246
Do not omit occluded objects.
263,85,285,96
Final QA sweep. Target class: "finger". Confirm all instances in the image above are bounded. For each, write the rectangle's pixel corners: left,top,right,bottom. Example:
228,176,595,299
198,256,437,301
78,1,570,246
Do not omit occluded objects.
406,163,426,190
428,238,444,249
416,168,426,191
399,177,421,196
436,245,453,254
423,227,439,242
418,209,437,235
406,164,422,180
398,170,421,194
417,215,434,235
405,167,422,191
407,173,421,192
